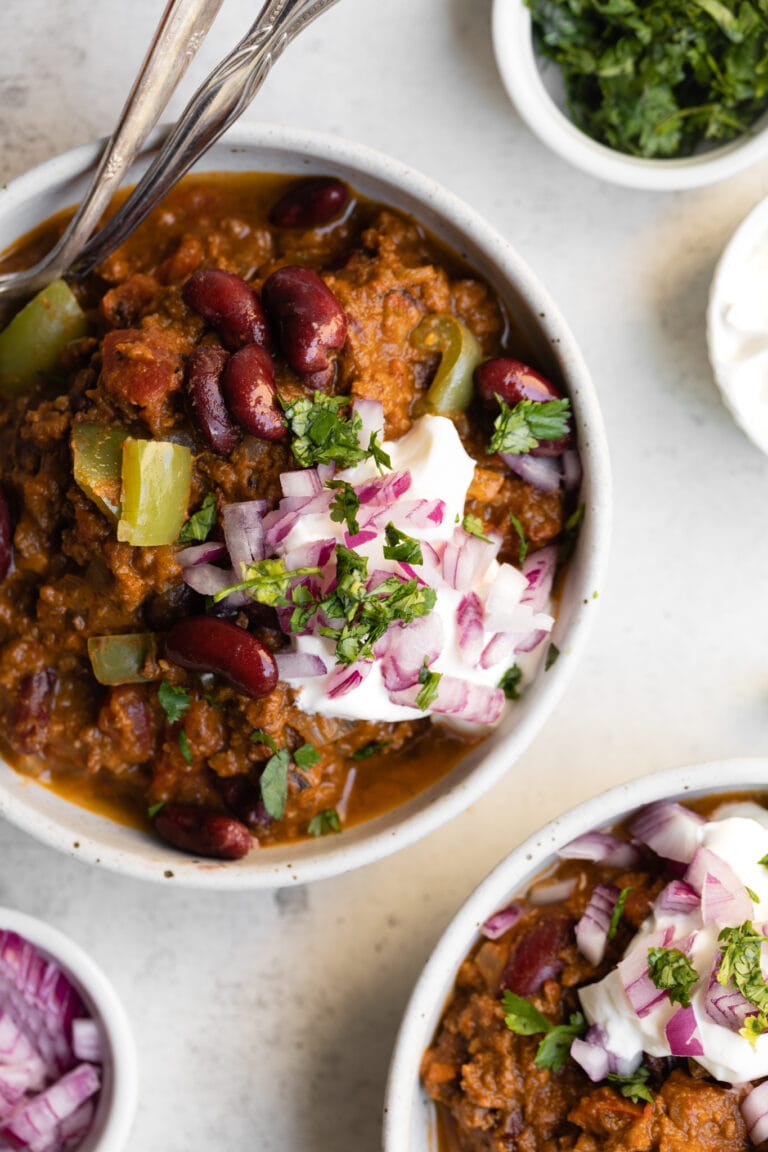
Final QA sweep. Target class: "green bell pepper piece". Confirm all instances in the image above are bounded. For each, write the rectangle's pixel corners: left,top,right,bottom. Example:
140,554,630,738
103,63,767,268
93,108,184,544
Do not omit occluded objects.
0,279,87,395
72,422,128,521
88,633,158,685
411,313,482,416
117,438,192,547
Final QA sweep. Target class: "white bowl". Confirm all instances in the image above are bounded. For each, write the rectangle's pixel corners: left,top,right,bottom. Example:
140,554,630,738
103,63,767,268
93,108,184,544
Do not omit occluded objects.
384,757,768,1149
707,192,768,455
0,123,610,888
492,0,768,191
0,907,137,1152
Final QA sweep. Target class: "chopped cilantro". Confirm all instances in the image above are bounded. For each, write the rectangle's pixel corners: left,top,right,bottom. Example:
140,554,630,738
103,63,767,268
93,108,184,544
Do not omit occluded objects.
383,522,423,564
351,740,389,760
415,663,441,711
607,1066,654,1105
328,480,361,536
158,680,191,725
717,922,768,1023
559,503,584,565
501,991,586,1070
545,643,560,670
251,729,279,753
742,1014,768,1047
499,665,523,701
294,742,320,770
148,801,165,820
508,511,528,565
462,513,491,543
177,728,193,765
281,392,392,472
178,491,217,543
488,396,571,456
608,887,631,940
260,748,291,820
307,808,342,836
647,946,699,1007
747,886,760,904
759,853,768,868
212,557,320,607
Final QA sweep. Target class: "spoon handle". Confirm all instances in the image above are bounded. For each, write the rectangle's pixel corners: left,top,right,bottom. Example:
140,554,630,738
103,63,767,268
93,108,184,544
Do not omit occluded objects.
0,0,224,303
70,0,342,279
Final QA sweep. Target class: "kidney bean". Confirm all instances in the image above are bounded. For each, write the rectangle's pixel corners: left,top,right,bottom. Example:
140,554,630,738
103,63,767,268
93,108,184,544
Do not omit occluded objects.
153,802,251,859
221,344,287,441
474,357,571,456
269,177,349,229
261,265,347,379
182,268,270,350
9,670,56,754
216,775,272,831
185,345,240,454
0,489,12,582
499,911,572,997
164,617,278,699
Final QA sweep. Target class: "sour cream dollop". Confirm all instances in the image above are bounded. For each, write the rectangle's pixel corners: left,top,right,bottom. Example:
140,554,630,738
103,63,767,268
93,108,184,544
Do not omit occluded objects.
578,802,768,1084
274,411,555,724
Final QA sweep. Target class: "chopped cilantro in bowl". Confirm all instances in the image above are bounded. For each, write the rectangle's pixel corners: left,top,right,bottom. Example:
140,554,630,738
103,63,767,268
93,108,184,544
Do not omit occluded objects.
492,0,768,188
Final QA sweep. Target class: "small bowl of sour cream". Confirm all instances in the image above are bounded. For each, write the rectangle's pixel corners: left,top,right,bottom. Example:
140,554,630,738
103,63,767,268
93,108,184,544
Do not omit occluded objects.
385,759,768,1151
708,195,768,456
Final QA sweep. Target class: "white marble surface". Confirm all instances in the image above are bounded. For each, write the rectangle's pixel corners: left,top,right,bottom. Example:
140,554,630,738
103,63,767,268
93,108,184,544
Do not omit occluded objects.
2,1,768,1149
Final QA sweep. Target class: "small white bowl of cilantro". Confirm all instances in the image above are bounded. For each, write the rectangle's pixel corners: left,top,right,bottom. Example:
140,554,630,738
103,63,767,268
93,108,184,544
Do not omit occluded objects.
493,0,768,190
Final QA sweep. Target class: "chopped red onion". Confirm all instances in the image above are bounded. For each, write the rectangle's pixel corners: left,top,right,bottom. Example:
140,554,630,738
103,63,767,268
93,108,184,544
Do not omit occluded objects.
618,926,675,1017
354,470,411,506
182,563,237,597
521,546,558,612
282,538,335,574
483,565,529,632
365,498,446,533
631,802,705,864
279,469,322,499
1,1063,100,1148
327,661,371,699
570,1035,611,1083
558,831,640,869
316,462,336,484
337,767,357,823
575,884,620,966
500,451,562,492
514,627,550,656
70,1021,100,1066
479,632,518,670
741,1077,768,1144
701,870,753,926
684,846,745,902
703,959,754,1030
480,903,525,941
390,676,504,725
456,593,485,665
562,448,583,494
528,876,577,905
665,1005,704,1057
379,614,443,691
344,530,377,549
175,541,228,568
654,880,700,916
442,528,500,591
397,562,427,586
275,651,327,680
222,501,267,575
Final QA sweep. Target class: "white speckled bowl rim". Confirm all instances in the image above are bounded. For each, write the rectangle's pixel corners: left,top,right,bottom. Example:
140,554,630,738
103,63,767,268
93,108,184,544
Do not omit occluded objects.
492,0,768,191
383,757,768,1150
0,906,137,1151
0,122,610,888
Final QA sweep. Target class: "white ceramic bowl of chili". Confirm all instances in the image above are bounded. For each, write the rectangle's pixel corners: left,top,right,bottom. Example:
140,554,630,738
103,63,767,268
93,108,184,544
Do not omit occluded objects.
0,121,610,888
492,0,768,191
0,907,137,1152
384,758,768,1150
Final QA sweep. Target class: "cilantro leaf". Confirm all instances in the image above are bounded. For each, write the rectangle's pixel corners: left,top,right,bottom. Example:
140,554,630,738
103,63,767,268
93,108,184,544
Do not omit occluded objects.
608,887,631,940
545,643,560,670
178,492,217,543
607,1066,654,1105
281,393,392,472
328,480,361,535
148,801,165,820
158,681,191,725
501,991,586,1070
294,742,320,770
351,740,389,760
462,513,492,543
415,663,441,711
499,665,523,701
508,511,528,565
647,946,699,1007
177,728,193,764
488,396,571,456
368,430,392,473
383,522,423,564
717,921,768,1019
212,558,321,606
307,808,342,836
251,729,278,753
260,748,291,820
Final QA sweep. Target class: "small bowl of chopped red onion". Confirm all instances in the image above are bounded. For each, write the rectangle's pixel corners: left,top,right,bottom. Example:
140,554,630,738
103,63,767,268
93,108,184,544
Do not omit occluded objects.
0,908,136,1152
385,758,768,1151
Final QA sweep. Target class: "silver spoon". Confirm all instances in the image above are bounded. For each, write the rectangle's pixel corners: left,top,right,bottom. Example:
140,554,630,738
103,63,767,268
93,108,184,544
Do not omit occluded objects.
0,0,225,308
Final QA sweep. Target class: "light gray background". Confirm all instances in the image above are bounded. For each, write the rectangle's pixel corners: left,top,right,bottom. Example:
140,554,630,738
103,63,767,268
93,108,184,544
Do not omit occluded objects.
2,1,768,1148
